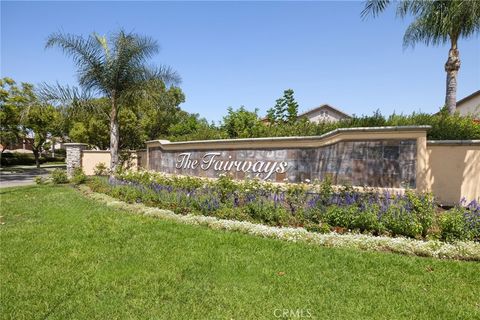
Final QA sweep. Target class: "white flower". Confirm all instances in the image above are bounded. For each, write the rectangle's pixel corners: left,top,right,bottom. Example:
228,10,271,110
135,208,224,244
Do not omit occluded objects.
305,179,311,183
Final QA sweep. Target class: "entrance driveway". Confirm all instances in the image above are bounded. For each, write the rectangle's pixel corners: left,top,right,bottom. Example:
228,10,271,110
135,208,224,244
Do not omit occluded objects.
0,165,66,188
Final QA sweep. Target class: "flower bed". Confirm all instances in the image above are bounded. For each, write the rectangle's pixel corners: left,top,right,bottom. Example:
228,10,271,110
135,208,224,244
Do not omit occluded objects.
79,185,480,261
87,170,480,243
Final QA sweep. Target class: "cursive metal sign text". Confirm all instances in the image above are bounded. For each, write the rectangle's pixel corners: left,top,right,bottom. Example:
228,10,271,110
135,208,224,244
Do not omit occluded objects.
175,152,288,180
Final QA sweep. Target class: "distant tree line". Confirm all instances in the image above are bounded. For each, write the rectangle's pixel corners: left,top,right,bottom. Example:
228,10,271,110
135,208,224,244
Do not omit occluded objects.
172,89,480,142
2,79,479,169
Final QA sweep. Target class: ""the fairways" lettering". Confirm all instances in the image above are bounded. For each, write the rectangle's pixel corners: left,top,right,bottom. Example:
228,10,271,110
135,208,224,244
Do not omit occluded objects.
175,152,287,180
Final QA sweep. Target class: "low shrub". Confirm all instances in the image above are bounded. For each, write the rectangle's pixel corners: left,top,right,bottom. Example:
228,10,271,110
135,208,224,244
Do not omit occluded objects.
323,205,358,229
93,162,109,176
243,201,291,226
1,153,43,166
352,204,383,233
440,207,470,242
0,152,65,166
382,203,423,238
51,169,68,184
462,199,480,241
440,201,480,242
110,185,143,204
34,176,46,185
44,156,66,163
71,167,87,185
89,176,111,194
405,190,435,237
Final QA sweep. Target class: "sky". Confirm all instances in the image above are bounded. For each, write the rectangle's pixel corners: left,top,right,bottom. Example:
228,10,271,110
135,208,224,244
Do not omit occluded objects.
1,1,479,123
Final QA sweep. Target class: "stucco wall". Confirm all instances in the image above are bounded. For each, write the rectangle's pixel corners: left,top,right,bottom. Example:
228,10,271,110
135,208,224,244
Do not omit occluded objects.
82,151,111,175
456,94,480,118
81,151,144,175
425,142,480,205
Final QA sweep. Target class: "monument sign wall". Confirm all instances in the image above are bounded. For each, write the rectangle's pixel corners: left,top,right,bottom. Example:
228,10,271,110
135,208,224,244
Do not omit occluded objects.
146,126,430,189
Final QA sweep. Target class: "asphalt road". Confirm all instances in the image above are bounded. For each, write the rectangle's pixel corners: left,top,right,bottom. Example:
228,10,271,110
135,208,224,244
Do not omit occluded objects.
0,165,66,188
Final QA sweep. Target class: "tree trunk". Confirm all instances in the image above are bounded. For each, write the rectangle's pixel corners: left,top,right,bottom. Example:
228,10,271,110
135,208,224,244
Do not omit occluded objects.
51,138,55,157
33,149,40,168
444,44,460,115
109,97,119,176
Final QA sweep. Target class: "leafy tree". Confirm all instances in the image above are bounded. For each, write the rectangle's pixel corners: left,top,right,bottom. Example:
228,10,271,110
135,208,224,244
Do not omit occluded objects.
222,106,262,138
1,78,62,165
68,122,89,144
362,0,480,114
168,113,223,141
135,81,186,141
22,103,61,167
119,108,146,149
62,83,187,149
266,89,299,124
44,30,181,173
64,97,110,149
0,78,27,153
68,117,110,149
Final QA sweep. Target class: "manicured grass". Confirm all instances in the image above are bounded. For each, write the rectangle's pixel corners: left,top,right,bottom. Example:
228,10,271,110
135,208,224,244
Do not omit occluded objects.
1,185,479,319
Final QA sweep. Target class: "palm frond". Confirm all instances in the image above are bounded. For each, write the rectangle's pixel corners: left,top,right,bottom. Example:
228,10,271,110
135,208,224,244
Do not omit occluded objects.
46,32,107,94
146,65,182,86
46,29,181,112
36,82,109,118
45,32,103,71
361,0,392,19
396,0,429,18
403,17,446,48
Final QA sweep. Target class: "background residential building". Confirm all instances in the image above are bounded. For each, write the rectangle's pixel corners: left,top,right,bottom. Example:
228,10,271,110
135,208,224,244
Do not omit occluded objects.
456,90,480,119
298,104,351,123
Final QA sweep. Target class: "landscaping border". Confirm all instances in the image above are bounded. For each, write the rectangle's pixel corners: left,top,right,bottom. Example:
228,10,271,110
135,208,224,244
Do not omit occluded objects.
78,185,480,261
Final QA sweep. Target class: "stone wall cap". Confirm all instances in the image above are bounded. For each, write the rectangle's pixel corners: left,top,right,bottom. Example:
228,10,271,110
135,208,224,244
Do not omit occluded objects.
82,150,110,153
427,140,480,146
64,143,89,146
146,125,431,146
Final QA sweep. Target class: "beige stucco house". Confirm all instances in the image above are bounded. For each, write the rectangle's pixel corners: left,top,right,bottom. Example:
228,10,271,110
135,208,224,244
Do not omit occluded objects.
456,90,480,119
298,104,351,123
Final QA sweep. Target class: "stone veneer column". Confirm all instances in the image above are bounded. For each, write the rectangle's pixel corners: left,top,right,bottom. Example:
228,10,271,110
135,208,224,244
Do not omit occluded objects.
64,143,88,177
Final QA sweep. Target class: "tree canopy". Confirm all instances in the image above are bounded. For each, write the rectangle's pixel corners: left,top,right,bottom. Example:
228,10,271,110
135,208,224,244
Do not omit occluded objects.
44,30,181,172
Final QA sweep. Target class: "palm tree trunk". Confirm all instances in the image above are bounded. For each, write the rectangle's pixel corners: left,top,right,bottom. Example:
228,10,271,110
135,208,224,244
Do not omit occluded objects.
109,97,119,175
444,44,460,115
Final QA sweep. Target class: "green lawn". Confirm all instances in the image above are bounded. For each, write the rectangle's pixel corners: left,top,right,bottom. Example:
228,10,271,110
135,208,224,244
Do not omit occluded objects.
1,186,479,319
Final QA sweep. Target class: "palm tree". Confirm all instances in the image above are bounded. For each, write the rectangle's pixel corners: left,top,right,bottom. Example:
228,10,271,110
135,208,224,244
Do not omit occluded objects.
44,30,181,172
362,0,480,114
